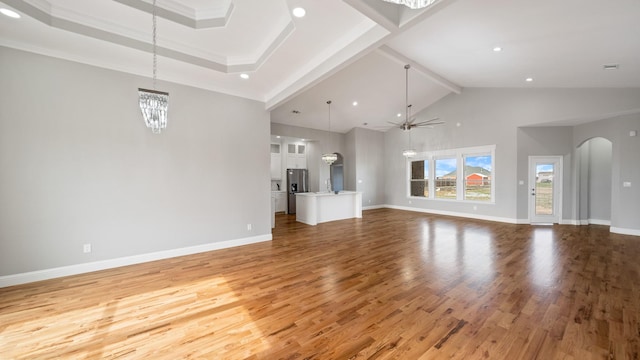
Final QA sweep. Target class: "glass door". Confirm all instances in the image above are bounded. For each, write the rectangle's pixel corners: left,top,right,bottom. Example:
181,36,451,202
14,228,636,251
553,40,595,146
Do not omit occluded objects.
529,156,562,223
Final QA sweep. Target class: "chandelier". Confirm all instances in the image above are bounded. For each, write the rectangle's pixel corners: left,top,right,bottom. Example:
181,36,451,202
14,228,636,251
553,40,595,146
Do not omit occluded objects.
138,0,168,134
382,0,437,9
322,100,338,165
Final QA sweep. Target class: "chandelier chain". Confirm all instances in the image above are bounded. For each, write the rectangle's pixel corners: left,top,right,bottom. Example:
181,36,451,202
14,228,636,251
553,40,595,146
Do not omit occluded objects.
152,0,157,90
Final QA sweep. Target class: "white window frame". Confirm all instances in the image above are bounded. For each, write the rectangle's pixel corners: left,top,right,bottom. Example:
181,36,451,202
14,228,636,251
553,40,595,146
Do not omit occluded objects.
406,145,496,204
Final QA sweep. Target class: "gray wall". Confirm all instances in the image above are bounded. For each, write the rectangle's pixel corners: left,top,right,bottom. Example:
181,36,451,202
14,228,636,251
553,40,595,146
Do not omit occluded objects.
344,129,357,192
352,128,385,207
516,126,574,221
585,138,613,222
0,47,271,276
384,87,640,224
574,114,640,231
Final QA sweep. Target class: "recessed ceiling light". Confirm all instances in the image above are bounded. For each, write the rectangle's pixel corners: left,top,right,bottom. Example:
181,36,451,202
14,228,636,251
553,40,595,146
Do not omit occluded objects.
301,139,306,141
276,136,281,139
352,101,358,106
292,7,306,18
493,46,502,52
397,113,402,117
0,8,21,18
240,73,249,79
603,64,619,70
525,77,534,82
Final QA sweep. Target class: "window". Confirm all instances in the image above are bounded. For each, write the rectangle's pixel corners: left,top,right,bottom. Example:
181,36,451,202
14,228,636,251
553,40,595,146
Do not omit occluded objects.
463,154,492,201
410,160,429,197
435,157,457,199
407,145,495,203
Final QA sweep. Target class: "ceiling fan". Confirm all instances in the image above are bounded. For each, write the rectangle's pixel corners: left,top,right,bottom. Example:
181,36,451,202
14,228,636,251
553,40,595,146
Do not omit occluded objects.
389,64,444,131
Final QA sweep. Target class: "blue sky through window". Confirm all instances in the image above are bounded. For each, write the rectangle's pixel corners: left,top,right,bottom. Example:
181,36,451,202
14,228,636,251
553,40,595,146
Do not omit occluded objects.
465,155,492,171
537,164,554,173
436,158,456,177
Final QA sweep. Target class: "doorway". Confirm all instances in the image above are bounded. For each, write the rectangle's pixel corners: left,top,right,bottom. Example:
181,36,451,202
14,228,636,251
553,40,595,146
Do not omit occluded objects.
528,156,563,223
330,153,344,192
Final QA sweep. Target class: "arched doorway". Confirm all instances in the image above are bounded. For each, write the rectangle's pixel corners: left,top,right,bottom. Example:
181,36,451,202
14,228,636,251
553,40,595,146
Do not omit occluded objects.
577,137,613,225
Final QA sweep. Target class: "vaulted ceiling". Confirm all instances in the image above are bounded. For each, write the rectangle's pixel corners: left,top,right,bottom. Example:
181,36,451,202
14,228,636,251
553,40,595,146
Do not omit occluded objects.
1,0,639,133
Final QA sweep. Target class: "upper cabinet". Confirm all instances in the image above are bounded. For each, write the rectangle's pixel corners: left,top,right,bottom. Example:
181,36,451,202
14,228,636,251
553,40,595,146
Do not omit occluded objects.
270,143,282,179
286,143,306,169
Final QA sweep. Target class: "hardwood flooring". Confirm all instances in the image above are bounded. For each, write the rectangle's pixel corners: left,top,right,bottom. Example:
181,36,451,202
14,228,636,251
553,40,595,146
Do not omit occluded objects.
1,209,639,359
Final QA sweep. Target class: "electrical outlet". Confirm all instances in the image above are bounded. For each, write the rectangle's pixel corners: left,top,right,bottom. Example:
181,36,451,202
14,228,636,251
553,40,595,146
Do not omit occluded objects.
247,223,252,231
83,244,91,253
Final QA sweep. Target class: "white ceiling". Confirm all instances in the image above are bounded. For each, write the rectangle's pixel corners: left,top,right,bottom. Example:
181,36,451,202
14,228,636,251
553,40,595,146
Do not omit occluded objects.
1,0,639,134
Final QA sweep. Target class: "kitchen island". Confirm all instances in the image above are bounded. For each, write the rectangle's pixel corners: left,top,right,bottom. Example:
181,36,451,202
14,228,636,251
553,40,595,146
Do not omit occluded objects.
295,191,362,226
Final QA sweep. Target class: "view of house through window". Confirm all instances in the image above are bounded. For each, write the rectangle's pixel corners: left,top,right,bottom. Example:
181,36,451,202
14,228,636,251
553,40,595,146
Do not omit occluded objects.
407,145,495,203
435,157,457,199
463,154,492,201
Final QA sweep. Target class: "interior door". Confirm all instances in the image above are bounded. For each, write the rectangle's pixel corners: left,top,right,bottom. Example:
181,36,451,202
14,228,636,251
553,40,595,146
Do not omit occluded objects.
529,156,562,224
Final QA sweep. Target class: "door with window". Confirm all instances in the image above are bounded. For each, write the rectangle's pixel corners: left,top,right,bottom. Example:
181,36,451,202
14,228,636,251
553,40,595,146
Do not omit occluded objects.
528,156,562,223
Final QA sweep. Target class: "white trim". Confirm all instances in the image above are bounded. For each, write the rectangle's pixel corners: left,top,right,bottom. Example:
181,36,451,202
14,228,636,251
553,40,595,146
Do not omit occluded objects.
560,219,581,225
363,205,385,210
384,204,520,224
610,227,640,237
0,234,272,288
588,219,611,226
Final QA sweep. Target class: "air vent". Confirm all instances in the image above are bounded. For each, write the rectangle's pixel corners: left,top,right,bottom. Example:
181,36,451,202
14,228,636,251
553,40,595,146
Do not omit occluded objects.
603,64,619,70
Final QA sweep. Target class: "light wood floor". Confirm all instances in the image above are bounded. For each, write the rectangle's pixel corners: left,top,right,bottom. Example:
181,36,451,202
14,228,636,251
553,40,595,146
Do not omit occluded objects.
1,209,639,359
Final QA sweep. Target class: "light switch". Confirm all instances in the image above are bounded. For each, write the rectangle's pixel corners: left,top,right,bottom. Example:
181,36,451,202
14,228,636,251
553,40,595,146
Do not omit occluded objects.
623,181,632,187
630,130,637,137
518,180,524,185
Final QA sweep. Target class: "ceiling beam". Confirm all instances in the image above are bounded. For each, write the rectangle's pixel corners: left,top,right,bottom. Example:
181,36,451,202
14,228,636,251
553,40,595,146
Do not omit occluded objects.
377,45,462,94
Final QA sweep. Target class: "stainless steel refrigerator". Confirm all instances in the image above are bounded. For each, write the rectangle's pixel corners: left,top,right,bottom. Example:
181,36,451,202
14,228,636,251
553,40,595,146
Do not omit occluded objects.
287,168,308,214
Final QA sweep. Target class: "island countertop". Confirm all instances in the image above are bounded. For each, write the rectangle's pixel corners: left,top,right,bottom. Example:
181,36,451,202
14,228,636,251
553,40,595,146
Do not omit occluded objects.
295,191,362,225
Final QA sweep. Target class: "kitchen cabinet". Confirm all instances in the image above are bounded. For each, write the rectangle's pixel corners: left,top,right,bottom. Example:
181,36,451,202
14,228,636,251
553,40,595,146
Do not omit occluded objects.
270,143,282,179
286,143,306,169
274,191,287,213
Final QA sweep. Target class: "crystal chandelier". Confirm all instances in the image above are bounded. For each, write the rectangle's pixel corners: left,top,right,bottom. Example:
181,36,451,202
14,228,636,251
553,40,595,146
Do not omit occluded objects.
322,100,338,165
382,0,437,9
138,0,168,134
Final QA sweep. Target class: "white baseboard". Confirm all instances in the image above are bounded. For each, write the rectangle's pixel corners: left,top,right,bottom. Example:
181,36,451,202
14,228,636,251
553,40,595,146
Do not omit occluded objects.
363,205,385,211
589,219,611,226
384,204,521,224
0,234,272,288
560,219,581,225
610,227,640,236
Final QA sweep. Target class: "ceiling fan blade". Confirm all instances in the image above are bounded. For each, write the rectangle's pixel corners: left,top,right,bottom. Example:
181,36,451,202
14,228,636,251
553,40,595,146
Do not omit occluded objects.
413,118,444,127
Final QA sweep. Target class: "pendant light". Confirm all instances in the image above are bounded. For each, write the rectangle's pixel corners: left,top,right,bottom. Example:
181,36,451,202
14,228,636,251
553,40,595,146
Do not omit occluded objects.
138,0,169,134
322,100,338,165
